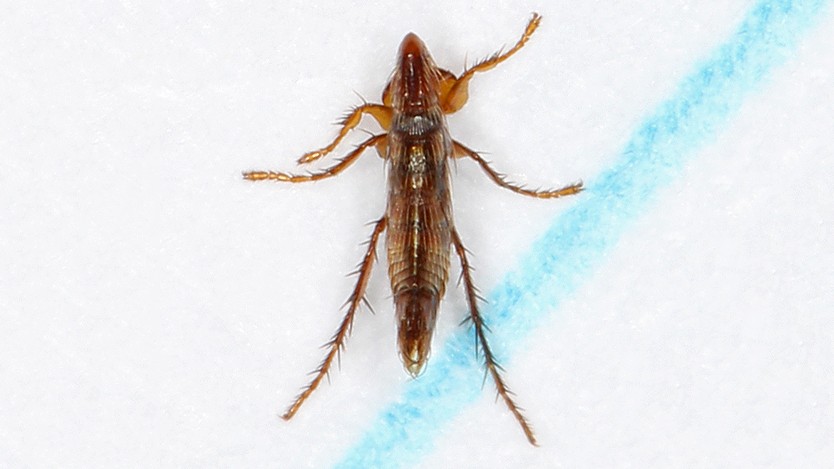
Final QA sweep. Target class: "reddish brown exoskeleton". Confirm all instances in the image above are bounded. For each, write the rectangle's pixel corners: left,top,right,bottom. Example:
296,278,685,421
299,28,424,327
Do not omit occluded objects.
244,13,582,445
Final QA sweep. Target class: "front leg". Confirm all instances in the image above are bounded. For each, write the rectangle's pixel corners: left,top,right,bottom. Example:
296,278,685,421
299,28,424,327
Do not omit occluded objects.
296,104,392,164
440,13,542,114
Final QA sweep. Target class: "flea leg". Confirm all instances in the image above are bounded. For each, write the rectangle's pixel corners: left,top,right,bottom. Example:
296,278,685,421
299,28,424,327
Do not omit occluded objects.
296,104,392,164
451,228,538,446
441,13,542,114
453,141,583,199
282,216,387,420
373,137,388,159
243,134,386,183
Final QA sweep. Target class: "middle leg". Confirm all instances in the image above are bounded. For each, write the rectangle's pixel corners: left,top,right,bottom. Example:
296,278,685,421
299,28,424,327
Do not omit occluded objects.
454,141,583,199
243,134,386,183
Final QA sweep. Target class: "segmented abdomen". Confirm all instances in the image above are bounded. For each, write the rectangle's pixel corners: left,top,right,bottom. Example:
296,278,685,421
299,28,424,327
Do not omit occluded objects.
385,118,452,301
386,186,451,298
384,111,453,373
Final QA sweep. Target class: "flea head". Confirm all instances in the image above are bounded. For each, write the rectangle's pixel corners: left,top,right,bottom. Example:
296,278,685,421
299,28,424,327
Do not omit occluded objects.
395,289,439,377
385,33,442,113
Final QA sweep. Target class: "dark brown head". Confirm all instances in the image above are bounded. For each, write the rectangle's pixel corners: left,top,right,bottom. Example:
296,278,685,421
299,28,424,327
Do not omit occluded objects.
386,33,442,114
395,289,439,376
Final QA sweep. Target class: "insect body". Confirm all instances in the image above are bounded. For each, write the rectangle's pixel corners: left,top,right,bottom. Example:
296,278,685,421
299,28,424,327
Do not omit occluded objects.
244,13,582,445
386,34,454,377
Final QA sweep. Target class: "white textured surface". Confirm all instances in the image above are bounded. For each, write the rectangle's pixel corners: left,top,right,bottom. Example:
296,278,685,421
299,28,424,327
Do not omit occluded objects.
1,2,832,468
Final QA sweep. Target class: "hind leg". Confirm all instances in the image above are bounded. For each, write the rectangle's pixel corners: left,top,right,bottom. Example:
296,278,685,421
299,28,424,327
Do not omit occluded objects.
451,228,538,445
282,216,387,419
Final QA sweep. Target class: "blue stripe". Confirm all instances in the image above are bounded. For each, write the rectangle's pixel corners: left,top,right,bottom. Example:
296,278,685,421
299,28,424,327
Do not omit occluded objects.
336,1,828,467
